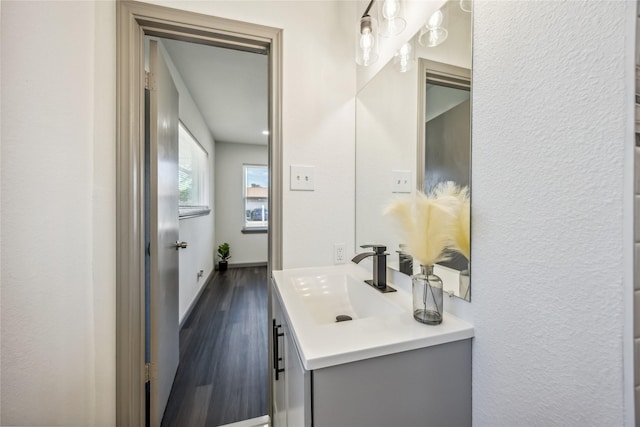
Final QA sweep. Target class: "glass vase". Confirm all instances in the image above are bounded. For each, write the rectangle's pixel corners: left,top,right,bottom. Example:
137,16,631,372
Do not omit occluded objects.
412,265,443,325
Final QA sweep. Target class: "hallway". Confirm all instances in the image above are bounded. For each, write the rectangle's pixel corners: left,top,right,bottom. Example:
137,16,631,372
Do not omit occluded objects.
161,267,269,427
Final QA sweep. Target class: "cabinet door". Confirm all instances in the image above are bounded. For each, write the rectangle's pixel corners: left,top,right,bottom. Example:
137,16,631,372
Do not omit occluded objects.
284,323,311,427
272,288,287,427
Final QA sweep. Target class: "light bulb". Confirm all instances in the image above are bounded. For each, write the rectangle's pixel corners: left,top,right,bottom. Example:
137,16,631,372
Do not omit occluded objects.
382,0,399,19
398,47,410,72
428,10,443,28
419,8,448,47
394,42,413,73
419,28,448,47
360,31,374,65
379,0,406,37
356,15,378,66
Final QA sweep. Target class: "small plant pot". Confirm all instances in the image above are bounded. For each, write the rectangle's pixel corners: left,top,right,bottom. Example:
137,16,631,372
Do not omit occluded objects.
218,261,228,272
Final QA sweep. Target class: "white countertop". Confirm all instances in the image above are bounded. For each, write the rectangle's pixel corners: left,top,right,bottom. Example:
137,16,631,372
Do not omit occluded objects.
272,263,474,370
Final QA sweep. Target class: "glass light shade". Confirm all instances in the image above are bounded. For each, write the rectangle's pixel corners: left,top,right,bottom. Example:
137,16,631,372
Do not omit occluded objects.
355,15,379,67
460,0,472,13
379,0,406,37
393,41,414,73
419,27,448,47
419,8,448,47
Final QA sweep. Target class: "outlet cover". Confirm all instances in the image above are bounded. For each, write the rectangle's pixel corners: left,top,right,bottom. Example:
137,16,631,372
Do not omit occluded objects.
334,243,346,264
290,165,315,191
392,170,411,193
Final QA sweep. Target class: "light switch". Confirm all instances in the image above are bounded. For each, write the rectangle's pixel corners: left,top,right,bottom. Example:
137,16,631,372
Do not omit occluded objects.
392,170,411,193
290,165,315,191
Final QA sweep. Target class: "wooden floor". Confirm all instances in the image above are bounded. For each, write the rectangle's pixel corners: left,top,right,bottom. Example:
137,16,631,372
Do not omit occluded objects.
161,266,269,427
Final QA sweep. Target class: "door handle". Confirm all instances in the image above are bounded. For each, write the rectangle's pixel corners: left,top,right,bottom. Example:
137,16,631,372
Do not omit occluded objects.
175,241,188,250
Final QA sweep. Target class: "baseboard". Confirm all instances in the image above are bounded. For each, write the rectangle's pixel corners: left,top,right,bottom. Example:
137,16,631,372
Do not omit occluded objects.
216,261,268,270
179,269,215,328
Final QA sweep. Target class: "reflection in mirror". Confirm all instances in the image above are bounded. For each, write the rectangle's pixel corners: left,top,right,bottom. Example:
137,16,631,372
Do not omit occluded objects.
422,63,471,195
355,0,472,301
419,60,471,298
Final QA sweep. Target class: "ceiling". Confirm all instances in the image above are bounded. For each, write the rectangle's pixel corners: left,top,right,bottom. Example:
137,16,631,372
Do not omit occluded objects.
162,38,269,146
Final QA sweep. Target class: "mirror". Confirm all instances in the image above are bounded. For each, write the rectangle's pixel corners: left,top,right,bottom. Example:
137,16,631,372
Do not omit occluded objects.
355,0,472,300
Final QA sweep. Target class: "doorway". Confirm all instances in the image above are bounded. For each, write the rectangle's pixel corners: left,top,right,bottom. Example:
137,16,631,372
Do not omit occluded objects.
116,2,283,426
145,36,271,426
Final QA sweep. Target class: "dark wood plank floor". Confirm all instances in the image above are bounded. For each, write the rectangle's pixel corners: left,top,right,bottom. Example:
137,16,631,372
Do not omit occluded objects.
161,266,269,427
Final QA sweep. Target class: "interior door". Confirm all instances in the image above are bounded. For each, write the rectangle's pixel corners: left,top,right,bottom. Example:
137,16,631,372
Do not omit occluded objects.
148,39,180,427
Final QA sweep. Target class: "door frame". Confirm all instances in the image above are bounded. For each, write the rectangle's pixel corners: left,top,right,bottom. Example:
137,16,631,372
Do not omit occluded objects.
116,2,283,425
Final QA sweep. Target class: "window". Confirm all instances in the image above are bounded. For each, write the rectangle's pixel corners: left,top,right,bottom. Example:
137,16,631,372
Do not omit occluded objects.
179,122,210,218
243,164,268,231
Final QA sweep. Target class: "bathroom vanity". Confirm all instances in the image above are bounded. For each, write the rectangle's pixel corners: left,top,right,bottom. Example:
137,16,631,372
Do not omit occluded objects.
271,264,474,427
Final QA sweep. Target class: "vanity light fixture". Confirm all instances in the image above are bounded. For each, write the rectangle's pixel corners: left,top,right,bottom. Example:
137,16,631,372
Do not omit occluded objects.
393,40,414,73
379,0,406,37
355,0,379,67
418,8,448,47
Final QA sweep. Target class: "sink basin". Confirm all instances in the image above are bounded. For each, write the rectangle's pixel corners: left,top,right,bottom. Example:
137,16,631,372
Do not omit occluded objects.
272,264,474,370
291,273,404,325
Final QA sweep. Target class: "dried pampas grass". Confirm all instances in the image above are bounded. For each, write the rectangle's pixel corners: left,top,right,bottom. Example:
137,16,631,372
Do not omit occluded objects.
384,182,470,266
385,190,456,267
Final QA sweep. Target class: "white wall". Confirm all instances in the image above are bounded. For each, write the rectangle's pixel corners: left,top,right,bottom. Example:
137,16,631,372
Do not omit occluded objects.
1,1,116,425
141,0,357,269
0,1,355,424
355,59,417,257
215,142,268,265
154,39,217,324
471,1,634,425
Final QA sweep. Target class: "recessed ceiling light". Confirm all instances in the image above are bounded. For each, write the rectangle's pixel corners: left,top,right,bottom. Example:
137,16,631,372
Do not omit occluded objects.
262,130,269,135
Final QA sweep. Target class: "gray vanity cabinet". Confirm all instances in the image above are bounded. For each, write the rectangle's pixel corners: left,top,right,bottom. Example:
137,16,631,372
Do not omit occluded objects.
311,339,472,427
272,287,312,427
272,294,288,427
272,283,472,427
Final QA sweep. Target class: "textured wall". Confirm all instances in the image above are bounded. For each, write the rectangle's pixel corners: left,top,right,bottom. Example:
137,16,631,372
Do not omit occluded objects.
1,1,116,425
472,1,631,425
635,5,640,422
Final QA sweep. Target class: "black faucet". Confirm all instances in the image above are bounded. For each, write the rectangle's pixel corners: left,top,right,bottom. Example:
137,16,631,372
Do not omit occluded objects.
397,244,414,276
351,244,396,293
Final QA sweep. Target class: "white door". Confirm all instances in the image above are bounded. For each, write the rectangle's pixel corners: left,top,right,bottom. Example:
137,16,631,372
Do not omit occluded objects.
148,39,181,427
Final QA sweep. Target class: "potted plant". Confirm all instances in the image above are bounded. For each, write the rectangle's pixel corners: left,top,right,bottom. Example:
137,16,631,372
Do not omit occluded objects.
217,242,231,272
